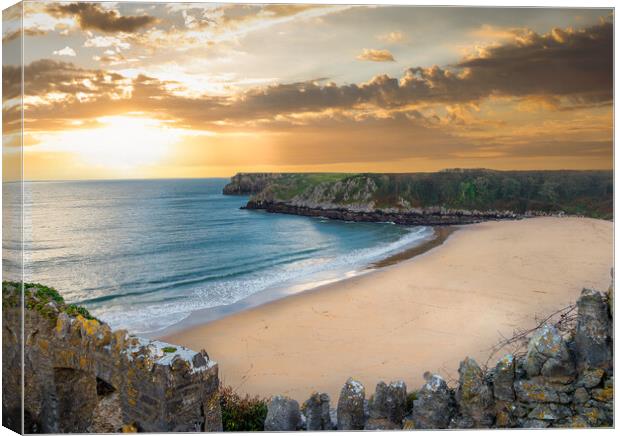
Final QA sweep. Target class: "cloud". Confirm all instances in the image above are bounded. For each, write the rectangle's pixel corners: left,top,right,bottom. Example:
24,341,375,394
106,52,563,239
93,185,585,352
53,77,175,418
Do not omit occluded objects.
174,3,326,33
377,31,406,44
53,46,77,57
46,2,156,33
7,59,128,107
84,35,130,50
453,20,612,104
356,48,396,62
2,27,49,43
468,24,527,41
13,20,612,137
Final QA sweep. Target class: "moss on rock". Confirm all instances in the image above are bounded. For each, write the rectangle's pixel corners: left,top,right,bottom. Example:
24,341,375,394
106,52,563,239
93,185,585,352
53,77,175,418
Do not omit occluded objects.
3,281,98,322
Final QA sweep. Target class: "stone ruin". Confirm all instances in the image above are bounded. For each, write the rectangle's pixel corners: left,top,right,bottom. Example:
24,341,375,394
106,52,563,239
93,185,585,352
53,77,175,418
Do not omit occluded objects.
2,282,221,433
264,286,614,430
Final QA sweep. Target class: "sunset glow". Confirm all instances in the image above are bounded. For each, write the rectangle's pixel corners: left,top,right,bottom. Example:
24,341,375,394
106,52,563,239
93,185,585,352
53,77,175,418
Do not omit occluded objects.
2,2,613,180
30,116,192,170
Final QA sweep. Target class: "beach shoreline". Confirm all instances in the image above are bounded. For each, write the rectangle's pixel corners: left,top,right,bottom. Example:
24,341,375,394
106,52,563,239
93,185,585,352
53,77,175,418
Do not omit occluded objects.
370,225,455,269
160,217,613,402
153,224,452,338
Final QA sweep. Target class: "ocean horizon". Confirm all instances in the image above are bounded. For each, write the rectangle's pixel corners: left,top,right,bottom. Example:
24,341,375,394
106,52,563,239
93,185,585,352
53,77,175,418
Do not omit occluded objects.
3,178,432,334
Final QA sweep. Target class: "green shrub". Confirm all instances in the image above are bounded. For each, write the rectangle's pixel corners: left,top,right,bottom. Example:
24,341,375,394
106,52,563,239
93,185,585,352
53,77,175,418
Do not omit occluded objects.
220,385,268,431
162,346,177,353
3,281,97,321
65,303,96,320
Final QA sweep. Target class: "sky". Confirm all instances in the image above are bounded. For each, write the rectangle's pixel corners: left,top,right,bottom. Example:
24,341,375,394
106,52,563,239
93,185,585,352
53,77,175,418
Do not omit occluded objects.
2,1,614,180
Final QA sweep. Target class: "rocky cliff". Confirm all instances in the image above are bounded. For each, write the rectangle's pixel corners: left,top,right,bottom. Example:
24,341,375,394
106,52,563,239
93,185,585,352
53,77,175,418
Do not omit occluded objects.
262,284,614,430
225,170,613,225
245,202,523,226
222,173,284,195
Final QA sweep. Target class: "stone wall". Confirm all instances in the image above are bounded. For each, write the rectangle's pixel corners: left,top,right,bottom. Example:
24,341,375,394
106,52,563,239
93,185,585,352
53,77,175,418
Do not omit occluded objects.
264,286,614,430
2,282,222,433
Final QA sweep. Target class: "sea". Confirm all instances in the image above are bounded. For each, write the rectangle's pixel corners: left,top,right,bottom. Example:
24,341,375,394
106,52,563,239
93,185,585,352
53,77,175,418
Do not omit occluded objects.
3,178,433,335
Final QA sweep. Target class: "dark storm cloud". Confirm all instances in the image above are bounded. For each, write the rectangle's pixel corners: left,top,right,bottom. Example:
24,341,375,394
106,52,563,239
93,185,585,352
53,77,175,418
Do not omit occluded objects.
46,2,156,33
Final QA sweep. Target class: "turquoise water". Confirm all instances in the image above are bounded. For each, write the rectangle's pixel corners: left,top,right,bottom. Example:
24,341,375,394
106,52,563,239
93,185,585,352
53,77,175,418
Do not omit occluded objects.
5,179,432,334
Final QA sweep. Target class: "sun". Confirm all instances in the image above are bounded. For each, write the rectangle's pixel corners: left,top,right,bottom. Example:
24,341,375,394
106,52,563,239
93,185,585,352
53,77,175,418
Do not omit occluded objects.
31,115,184,170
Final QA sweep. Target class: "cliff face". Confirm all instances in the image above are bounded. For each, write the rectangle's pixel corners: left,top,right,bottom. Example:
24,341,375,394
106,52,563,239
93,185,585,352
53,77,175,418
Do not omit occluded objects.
231,170,613,225
222,173,284,195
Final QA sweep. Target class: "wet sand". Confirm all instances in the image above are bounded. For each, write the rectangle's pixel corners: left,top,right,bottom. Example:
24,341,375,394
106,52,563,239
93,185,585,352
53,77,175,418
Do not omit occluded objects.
371,226,455,268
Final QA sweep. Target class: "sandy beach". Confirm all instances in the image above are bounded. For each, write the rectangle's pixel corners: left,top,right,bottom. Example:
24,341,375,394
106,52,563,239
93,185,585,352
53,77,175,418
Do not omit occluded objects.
162,217,613,402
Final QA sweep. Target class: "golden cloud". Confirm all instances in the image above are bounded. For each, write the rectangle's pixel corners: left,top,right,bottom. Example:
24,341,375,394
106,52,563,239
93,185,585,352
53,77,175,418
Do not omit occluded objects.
378,31,406,44
356,48,396,62
46,2,156,33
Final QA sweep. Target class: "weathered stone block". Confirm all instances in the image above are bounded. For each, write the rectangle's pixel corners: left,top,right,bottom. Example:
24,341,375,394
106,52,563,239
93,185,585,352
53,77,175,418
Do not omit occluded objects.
514,379,560,403
493,354,515,401
591,385,613,402
264,396,302,431
301,392,332,430
527,403,572,421
573,387,590,404
455,357,494,427
576,368,605,388
575,288,612,371
525,324,575,383
337,378,366,430
409,373,454,429
494,401,517,428
574,405,609,426
368,380,407,425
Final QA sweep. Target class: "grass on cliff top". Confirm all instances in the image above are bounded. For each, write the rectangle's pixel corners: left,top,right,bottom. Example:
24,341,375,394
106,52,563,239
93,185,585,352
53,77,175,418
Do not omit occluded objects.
2,281,97,322
270,173,352,199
